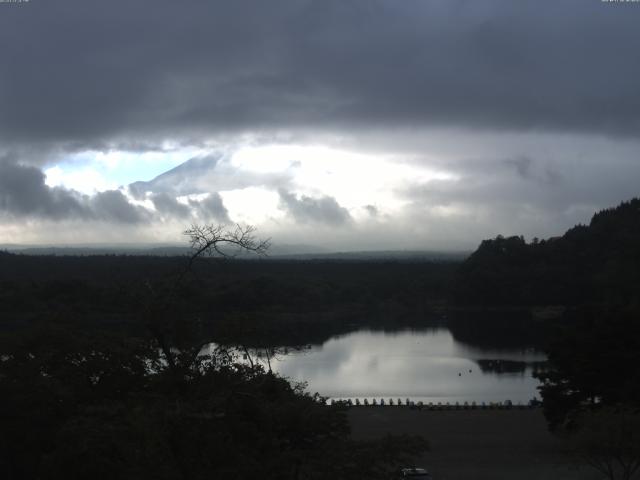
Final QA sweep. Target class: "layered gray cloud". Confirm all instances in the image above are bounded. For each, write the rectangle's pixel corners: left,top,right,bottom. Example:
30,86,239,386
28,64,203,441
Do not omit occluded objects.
151,193,191,218
92,190,148,224
0,161,149,223
398,151,640,242
1,0,640,159
190,193,231,224
0,162,88,219
278,189,352,225
0,159,239,229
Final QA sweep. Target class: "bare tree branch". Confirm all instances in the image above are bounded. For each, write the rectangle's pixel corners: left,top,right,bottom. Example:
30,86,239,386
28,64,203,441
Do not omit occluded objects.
185,223,270,259
141,224,270,373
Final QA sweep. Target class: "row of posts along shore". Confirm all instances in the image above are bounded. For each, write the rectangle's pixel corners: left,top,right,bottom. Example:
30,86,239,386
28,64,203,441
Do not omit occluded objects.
328,398,542,409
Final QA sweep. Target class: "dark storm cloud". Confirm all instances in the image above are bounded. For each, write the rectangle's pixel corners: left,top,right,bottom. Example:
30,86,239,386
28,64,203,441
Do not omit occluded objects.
0,161,150,223
1,0,640,157
278,189,352,225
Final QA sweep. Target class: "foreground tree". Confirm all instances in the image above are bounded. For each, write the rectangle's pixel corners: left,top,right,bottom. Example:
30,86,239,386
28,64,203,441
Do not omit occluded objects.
0,224,428,479
570,408,640,480
142,224,270,374
0,319,427,480
536,307,640,430
537,307,640,479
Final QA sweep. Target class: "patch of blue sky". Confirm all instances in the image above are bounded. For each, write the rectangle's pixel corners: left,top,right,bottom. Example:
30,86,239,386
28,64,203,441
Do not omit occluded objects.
46,148,201,193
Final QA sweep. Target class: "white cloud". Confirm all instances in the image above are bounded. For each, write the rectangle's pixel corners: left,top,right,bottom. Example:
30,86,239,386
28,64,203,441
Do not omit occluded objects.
219,187,284,225
44,165,117,194
228,144,457,217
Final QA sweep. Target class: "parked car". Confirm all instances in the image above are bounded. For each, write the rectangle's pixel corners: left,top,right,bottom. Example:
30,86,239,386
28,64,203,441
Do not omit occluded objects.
396,467,433,479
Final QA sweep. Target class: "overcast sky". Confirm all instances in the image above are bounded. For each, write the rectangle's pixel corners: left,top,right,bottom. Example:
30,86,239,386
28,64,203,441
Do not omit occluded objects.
1,0,639,251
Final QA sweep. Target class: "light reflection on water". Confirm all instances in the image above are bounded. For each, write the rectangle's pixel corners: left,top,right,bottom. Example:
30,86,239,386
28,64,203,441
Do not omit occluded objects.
269,328,546,404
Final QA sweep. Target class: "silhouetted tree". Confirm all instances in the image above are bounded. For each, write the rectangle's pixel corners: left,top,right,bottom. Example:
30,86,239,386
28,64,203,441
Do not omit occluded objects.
0,225,428,479
454,197,640,307
536,308,640,431
570,407,640,480
141,224,270,374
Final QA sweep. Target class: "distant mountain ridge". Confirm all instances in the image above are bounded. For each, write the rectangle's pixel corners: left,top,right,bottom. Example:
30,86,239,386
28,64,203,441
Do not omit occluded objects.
129,154,222,197
0,243,467,262
0,241,321,257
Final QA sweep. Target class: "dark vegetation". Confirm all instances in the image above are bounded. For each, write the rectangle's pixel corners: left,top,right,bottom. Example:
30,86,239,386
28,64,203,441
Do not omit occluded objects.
536,307,640,430
0,227,432,479
0,253,457,345
2,198,640,478
453,198,640,479
0,319,426,479
451,199,640,421
454,198,640,308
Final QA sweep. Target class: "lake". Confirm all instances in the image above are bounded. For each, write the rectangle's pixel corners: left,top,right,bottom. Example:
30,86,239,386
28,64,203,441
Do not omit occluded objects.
267,327,546,404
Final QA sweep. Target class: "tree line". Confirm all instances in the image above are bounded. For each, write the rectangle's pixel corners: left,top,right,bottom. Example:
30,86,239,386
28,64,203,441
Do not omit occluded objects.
455,198,640,480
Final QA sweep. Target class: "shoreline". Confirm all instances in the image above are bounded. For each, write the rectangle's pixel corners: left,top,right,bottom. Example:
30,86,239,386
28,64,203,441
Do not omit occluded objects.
332,400,541,409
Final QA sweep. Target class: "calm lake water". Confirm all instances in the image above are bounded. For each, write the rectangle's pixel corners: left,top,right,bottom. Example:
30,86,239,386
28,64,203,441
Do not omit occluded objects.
268,327,546,404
